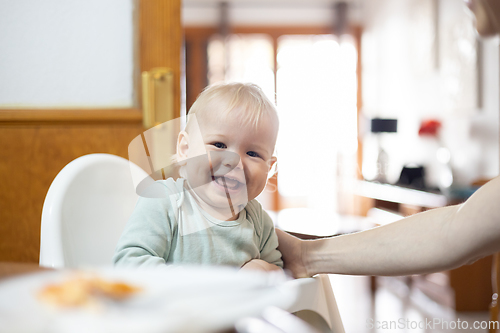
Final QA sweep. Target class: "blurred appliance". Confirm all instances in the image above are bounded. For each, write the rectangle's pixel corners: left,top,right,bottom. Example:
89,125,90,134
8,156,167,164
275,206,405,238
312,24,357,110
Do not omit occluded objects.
397,165,426,190
371,118,398,183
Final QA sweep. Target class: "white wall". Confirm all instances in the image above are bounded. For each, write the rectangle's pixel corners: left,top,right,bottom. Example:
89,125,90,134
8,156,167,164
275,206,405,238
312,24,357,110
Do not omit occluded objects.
0,0,135,108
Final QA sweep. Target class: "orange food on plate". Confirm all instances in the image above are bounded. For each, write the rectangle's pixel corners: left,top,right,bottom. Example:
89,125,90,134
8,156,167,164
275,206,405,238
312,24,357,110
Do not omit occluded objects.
92,278,142,300
38,275,142,308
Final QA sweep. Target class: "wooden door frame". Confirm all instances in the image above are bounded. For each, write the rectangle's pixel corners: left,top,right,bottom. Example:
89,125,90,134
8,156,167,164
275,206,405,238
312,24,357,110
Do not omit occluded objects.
0,0,182,125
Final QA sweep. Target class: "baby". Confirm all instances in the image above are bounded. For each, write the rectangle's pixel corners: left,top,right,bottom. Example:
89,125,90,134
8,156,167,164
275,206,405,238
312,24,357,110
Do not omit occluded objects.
113,82,282,272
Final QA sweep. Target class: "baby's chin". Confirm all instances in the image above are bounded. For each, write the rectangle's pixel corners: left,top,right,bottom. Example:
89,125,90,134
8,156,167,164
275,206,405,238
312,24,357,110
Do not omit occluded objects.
200,197,247,221
192,183,248,208
206,189,249,209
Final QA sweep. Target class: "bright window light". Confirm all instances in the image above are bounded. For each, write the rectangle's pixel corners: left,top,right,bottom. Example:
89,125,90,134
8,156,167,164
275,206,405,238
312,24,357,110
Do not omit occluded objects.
208,34,275,102
276,35,358,212
207,33,358,213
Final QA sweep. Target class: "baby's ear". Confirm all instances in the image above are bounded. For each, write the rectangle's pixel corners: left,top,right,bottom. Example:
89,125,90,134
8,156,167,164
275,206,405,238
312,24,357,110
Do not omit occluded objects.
269,156,277,169
267,156,278,178
176,131,189,165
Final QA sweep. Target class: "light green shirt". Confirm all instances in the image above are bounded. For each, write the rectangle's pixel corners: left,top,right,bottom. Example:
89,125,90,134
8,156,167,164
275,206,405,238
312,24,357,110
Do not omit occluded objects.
113,178,282,268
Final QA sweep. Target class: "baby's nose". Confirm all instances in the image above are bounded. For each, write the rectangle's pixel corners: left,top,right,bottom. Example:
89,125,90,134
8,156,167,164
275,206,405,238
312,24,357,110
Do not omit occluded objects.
222,152,241,169
209,150,241,175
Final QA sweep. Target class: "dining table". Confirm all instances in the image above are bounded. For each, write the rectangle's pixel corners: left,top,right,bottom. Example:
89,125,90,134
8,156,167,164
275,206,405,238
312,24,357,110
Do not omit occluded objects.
0,261,310,333
0,262,53,279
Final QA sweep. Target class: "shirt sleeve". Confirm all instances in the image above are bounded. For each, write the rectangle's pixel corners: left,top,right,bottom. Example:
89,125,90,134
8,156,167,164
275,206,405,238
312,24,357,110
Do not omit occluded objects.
258,209,283,268
113,196,173,267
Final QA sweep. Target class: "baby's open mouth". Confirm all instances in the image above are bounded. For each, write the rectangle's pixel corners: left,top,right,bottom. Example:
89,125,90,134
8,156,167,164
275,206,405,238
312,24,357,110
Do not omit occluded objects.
213,176,241,190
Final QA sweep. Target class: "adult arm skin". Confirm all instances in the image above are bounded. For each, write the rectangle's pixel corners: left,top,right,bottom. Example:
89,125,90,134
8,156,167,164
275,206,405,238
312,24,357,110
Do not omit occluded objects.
277,176,500,278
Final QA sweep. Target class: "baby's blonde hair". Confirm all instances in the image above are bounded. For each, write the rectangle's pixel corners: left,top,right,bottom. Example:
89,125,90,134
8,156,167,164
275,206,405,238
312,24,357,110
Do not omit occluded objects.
186,82,278,132
174,82,279,178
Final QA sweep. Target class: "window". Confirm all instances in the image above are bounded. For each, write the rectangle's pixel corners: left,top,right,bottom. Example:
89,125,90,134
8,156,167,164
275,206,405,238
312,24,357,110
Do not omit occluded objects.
208,34,275,102
188,27,360,214
276,35,358,214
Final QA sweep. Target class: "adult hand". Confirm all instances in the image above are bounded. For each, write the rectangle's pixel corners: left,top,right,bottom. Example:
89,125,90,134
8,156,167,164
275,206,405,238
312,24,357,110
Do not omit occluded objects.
240,259,283,273
276,229,310,278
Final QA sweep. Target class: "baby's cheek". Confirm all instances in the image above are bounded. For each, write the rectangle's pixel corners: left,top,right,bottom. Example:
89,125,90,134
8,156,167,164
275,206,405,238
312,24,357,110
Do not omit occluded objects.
185,161,211,188
253,173,269,192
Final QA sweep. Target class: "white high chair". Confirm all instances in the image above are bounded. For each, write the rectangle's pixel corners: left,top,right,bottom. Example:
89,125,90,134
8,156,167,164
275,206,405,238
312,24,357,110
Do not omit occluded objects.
281,275,345,333
39,154,345,332
40,153,149,268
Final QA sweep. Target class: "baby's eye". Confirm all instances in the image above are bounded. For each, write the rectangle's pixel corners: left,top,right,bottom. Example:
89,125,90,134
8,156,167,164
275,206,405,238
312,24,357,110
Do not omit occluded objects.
212,142,226,149
247,151,260,158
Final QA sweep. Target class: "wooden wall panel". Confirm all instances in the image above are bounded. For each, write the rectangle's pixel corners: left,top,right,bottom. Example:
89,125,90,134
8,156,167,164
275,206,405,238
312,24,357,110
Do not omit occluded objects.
0,124,144,262
0,0,182,263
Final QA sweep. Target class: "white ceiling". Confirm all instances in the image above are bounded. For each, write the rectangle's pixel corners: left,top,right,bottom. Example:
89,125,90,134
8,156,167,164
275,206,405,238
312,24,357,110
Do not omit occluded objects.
183,0,362,7
183,0,365,26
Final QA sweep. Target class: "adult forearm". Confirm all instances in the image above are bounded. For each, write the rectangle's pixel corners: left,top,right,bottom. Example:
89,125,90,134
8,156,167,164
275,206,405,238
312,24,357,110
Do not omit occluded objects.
305,206,460,276
304,176,500,276
447,176,500,263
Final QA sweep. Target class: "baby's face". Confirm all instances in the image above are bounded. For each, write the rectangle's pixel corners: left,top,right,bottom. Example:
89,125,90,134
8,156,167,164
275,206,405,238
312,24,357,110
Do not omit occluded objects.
180,109,277,217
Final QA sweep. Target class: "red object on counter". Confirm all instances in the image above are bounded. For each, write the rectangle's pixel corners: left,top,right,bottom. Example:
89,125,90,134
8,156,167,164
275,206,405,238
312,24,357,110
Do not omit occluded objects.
418,119,441,136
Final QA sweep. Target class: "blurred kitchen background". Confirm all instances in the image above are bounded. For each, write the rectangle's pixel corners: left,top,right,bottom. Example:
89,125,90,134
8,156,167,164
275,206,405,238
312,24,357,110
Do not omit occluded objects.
182,2,499,331
182,0,499,213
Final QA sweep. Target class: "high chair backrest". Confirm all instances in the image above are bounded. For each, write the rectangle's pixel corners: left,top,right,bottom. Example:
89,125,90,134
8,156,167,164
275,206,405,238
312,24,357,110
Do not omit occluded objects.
284,274,345,333
40,154,149,268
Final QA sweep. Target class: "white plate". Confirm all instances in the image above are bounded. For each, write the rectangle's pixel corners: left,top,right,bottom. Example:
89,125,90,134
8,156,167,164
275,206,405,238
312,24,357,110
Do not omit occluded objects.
0,265,294,333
